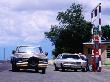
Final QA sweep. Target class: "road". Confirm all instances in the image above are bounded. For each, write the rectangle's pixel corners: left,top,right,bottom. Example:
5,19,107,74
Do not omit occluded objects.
0,63,110,82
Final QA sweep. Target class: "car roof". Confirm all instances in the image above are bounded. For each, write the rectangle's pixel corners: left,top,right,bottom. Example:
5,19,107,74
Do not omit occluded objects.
61,53,79,56
17,45,41,48
80,55,87,57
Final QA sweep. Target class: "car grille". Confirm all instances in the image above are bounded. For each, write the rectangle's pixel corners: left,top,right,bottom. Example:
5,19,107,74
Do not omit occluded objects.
70,62,76,64
22,58,28,62
64,62,81,65
28,57,39,67
17,58,28,63
39,59,48,64
76,62,81,65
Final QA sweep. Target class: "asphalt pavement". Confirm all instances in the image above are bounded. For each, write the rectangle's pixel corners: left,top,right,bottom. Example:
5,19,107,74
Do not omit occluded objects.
0,63,110,82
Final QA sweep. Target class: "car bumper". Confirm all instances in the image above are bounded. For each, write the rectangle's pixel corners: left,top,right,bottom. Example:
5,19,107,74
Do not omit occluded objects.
16,62,48,68
63,64,86,69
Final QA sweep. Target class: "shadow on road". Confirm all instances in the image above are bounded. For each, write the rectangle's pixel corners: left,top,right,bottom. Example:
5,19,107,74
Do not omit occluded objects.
54,69,87,72
9,69,44,74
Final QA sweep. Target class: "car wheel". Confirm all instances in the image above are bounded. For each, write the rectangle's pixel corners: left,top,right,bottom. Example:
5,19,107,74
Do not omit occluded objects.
54,64,59,71
35,68,39,72
42,69,46,74
74,69,77,72
12,64,19,72
61,64,65,72
82,68,87,72
88,65,92,72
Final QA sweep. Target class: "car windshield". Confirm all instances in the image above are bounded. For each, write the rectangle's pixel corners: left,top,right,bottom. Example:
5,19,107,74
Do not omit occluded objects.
62,55,80,59
17,46,42,53
80,55,87,60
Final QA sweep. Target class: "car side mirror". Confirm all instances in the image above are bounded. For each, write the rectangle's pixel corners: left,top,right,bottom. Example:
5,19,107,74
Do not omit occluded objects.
45,52,48,56
12,50,16,54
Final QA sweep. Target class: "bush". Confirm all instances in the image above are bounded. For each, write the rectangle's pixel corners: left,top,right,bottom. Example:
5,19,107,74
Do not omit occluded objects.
104,60,110,65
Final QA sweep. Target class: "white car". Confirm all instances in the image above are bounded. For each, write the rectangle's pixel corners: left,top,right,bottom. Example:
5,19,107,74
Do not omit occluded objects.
54,53,87,72
10,45,48,74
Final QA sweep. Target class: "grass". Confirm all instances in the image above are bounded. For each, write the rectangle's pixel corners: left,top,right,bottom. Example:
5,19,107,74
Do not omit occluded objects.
104,65,110,69
104,60,110,69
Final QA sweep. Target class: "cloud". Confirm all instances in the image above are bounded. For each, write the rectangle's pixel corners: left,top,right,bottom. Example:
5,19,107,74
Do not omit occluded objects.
12,0,74,11
0,8,58,46
0,0,110,60
0,0,110,46
0,0,74,12
0,10,58,45
76,0,110,25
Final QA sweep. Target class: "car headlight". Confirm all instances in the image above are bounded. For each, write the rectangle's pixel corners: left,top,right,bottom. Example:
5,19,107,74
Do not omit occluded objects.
39,59,48,64
63,62,69,64
43,59,48,64
16,58,23,63
63,62,76,64
81,62,87,66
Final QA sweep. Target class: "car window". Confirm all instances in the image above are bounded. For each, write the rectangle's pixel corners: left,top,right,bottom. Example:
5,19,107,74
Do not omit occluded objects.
80,55,87,60
62,55,80,59
17,46,41,53
56,54,61,59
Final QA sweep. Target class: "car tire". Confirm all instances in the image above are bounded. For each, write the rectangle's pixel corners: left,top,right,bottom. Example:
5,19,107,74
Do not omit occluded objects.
88,65,92,72
42,69,46,74
61,64,65,72
54,64,59,71
74,69,77,72
82,68,87,72
12,64,19,72
35,68,39,72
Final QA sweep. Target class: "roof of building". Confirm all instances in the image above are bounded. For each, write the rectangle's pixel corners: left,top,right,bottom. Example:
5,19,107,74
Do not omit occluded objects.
83,38,110,45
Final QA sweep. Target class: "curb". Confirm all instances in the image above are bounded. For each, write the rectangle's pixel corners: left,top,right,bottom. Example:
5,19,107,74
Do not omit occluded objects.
102,65,110,72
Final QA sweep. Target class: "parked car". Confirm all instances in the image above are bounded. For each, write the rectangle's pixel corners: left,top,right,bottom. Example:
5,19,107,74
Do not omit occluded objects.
10,45,48,74
79,54,89,70
54,53,87,72
79,54,87,61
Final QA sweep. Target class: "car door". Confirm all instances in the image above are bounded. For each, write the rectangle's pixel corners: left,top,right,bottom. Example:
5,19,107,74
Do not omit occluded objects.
55,54,62,68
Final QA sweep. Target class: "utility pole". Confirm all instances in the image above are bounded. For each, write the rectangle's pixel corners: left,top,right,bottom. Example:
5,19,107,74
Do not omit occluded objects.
4,48,5,61
91,3,102,72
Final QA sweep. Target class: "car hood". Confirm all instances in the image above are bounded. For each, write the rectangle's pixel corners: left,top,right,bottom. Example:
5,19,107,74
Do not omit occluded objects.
61,58,86,63
13,52,47,59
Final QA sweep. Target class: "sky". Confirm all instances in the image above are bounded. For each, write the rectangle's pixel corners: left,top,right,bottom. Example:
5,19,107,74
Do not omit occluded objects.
0,0,110,60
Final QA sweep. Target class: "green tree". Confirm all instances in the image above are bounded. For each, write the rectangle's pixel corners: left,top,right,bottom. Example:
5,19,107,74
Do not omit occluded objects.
102,25,110,40
45,3,92,57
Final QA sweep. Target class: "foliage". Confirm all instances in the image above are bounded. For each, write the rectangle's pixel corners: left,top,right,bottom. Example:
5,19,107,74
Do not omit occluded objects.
104,60,110,65
45,3,93,57
102,25,110,40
